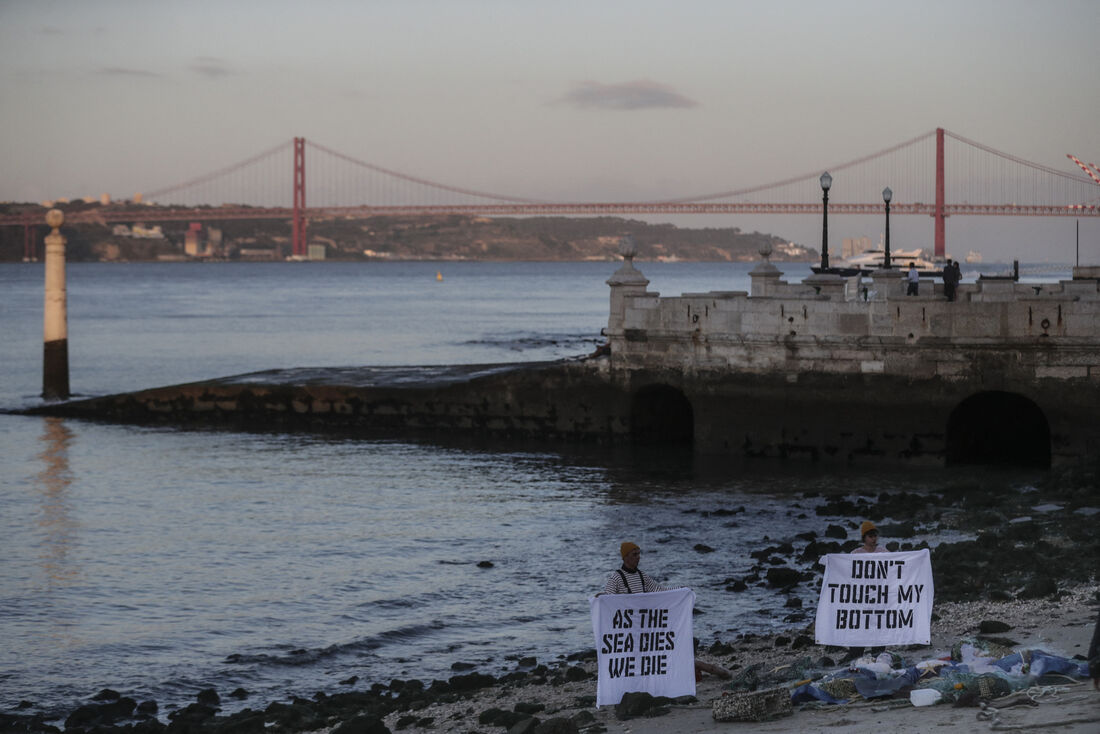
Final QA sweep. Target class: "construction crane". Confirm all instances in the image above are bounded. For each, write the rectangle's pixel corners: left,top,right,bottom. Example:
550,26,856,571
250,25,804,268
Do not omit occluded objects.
1067,154,1100,185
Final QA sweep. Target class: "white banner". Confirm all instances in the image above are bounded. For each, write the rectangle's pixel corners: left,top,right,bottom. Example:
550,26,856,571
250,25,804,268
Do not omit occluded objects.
589,588,696,707
815,549,934,647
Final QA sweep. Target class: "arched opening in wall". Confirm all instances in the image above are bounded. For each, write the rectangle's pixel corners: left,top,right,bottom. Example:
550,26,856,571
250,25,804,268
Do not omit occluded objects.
945,391,1051,468
630,385,694,445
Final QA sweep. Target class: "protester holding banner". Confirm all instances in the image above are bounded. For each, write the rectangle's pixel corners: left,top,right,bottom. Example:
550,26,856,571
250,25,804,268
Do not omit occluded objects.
815,548,934,649
852,521,888,553
595,542,730,683
600,542,670,595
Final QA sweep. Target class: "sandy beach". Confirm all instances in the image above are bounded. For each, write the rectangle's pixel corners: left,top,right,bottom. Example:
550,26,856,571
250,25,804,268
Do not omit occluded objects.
380,586,1099,733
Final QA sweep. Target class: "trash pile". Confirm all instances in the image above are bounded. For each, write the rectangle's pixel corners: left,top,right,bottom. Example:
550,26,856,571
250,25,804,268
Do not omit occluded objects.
783,638,1089,708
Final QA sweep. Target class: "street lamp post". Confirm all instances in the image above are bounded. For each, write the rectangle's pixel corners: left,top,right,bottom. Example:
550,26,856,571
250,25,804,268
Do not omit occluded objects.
882,186,893,269
819,171,832,270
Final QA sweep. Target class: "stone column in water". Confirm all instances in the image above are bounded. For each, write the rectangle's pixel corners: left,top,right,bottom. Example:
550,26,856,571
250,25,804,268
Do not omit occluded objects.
42,208,70,400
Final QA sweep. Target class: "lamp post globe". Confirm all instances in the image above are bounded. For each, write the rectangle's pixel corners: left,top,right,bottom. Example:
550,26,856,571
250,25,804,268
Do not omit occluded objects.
882,187,893,269
819,172,832,270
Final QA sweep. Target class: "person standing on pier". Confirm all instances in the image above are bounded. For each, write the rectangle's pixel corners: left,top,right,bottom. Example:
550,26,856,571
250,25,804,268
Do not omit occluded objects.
943,259,960,301
906,263,919,296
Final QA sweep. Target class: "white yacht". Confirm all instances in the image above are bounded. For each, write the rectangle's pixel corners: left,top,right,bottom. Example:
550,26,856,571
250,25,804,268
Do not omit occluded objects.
814,245,939,276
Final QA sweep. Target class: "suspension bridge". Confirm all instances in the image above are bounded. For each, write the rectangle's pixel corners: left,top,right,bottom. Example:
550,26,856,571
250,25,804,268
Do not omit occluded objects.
4,127,1098,260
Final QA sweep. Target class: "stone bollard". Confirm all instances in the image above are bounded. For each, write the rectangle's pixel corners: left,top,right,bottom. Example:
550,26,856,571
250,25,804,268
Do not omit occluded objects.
42,208,70,400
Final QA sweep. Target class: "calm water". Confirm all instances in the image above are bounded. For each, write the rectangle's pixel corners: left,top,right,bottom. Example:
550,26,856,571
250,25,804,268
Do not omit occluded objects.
0,261,1049,719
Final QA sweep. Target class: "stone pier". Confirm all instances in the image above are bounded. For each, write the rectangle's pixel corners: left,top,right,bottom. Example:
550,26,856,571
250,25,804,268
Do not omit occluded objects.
18,245,1100,467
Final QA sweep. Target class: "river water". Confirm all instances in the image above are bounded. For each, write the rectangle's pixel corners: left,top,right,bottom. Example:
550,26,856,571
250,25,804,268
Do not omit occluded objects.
0,260,1052,719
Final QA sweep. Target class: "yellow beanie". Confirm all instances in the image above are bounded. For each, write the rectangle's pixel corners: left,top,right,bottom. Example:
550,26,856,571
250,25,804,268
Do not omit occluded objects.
860,521,877,538
620,542,640,559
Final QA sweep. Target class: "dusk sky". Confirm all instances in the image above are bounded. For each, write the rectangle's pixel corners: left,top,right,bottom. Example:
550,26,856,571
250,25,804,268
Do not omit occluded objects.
2,0,1098,261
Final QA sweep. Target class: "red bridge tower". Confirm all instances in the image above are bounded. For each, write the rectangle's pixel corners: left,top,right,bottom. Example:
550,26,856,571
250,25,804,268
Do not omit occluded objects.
292,137,306,257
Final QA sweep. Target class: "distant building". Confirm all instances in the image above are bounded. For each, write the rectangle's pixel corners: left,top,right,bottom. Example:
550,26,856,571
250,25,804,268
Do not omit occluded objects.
842,236,872,260
131,224,165,239
184,223,202,256
307,244,326,261
238,248,279,261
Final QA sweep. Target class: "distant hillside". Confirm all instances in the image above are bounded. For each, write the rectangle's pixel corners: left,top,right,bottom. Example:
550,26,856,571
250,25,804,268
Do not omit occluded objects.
0,205,816,263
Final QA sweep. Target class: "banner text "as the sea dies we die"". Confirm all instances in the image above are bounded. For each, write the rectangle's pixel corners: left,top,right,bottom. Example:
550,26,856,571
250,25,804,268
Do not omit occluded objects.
601,607,676,677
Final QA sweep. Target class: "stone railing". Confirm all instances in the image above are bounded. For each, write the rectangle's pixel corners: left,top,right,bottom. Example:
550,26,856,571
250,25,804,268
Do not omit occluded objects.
606,258,1100,380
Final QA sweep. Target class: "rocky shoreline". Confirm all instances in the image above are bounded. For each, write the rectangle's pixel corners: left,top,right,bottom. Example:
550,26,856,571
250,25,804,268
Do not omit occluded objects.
5,461,1098,734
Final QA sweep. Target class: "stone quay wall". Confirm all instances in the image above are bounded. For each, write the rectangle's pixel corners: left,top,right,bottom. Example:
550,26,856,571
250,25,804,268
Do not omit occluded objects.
603,257,1100,464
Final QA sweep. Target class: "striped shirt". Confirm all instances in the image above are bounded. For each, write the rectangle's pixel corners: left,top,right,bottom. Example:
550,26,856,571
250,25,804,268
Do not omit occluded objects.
602,566,669,595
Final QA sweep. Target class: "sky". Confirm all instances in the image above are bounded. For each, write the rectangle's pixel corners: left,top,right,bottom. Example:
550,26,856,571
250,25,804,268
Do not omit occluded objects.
2,0,1099,262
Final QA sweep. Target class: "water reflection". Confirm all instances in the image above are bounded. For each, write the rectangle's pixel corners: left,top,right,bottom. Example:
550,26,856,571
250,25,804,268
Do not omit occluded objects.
35,417,78,585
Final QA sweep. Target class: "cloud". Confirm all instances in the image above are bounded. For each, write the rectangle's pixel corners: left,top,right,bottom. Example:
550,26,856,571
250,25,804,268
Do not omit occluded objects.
559,80,698,110
98,67,162,78
39,26,63,35
190,57,232,79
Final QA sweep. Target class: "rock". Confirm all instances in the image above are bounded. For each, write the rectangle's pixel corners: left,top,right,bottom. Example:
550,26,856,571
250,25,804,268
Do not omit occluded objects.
92,689,122,702
979,620,1014,633
449,662,476,671
784,597,802,608
196,689,220,706
448,671,496,691
1018,577,1058,599
791,635,814,650
216,710,265,734
329,714,390,734
533,718,579,734
132,719,167,734
167,702,218,730
876,521,916,539
339,676,359,685
64,705,104,730
709,640,735,655
765,567,800,588
65,697,137,729
726,580,748,592
824,524,847,539
480,707,525,728
262,701,321,731
514,702,545,715
477,561,494,568
570,710,595,726
508,718,541,734
774,636,791,647
564,665,589,682
693,544,716,553
614,691,665,720
801,540,842,560
136,701,159,716
0,712,60,734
